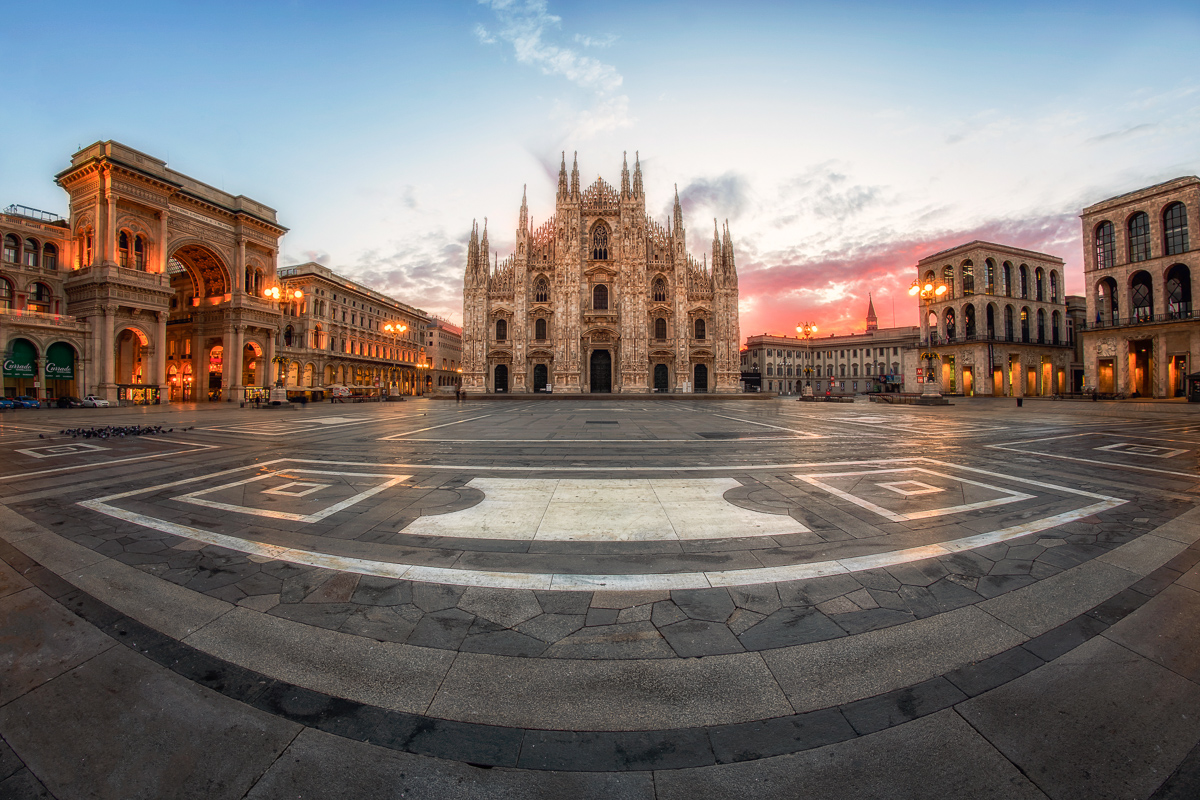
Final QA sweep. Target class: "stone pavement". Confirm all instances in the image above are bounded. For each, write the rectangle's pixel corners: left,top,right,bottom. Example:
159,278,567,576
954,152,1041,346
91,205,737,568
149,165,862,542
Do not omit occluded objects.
1,396,1199,799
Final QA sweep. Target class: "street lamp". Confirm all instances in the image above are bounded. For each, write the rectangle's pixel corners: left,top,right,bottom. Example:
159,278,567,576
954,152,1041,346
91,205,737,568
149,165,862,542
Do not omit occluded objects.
796,321,818,398
384,322,408,397
909,278,948,399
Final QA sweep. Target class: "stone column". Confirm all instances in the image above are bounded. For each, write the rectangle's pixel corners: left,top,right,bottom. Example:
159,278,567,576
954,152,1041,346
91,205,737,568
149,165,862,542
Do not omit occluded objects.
264,329,276,387
100,304,117,402
232,325,245,397
235,240,246,293
158,210,170,273
154,311,169,404
221,324,234,400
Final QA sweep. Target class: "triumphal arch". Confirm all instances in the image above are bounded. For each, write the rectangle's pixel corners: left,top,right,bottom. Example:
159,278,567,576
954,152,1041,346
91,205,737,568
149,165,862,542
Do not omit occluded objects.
57,141,286,403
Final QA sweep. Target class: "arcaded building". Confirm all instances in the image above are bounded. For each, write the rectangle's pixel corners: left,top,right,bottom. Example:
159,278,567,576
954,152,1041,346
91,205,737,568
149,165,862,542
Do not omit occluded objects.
462,153,740,394
916,241,1073,396
1080,176,1198,397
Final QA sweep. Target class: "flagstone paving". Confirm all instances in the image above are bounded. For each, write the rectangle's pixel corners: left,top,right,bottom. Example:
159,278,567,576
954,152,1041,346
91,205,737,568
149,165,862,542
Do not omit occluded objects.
1,396,1199,798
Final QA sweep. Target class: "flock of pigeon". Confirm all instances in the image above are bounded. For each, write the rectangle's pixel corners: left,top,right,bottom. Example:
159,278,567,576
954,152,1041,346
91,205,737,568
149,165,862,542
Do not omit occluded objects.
45,425,195,440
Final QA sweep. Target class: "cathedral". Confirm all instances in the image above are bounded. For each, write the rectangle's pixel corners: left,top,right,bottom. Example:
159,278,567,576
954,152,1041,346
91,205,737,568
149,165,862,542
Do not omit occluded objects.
462,153,740,394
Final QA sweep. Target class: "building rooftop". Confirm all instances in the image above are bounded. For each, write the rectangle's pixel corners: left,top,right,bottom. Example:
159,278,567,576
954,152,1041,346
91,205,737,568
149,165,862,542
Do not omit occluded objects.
1081,175,1200,215
916,240,1063,266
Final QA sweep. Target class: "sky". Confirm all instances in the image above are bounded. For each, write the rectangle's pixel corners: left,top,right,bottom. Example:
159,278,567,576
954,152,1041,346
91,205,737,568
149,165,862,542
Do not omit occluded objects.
4,0,1199,337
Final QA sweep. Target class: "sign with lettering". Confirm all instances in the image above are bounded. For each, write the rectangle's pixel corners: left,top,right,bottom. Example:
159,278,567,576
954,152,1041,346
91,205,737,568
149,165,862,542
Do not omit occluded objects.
3,340,35,378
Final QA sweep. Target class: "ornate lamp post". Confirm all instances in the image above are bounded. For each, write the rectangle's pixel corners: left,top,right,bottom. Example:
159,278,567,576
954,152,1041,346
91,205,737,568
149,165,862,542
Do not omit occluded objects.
909,278,947,399
384,322,407,397
796,321,818,398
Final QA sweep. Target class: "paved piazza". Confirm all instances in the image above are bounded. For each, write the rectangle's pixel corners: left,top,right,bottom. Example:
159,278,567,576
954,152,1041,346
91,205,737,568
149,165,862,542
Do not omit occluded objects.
2,397,1200,799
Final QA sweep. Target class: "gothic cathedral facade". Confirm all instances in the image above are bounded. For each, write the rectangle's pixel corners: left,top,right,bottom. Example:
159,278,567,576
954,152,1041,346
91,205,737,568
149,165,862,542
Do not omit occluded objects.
462,153,740,394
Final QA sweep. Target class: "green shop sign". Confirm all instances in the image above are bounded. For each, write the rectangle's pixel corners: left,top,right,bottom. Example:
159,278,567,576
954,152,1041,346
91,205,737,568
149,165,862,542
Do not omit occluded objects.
45,343,75,380
3,339,36,378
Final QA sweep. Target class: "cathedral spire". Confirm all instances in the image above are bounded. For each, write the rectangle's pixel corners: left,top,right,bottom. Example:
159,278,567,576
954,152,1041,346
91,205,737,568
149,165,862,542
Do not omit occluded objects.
621,151,630,199
468,219,480,275
672,184,683,238
632,151,643,198
480,217,489,269
866,293,878,331
712,218,721,270
519,184,528,231
557,152,568,201
722,220,735,274
570,151,580,198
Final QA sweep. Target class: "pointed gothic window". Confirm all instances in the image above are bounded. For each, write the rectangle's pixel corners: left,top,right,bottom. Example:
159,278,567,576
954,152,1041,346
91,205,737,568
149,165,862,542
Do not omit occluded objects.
534,276,550,303
593,284,608,310
652,278,667,302
592,225,609,260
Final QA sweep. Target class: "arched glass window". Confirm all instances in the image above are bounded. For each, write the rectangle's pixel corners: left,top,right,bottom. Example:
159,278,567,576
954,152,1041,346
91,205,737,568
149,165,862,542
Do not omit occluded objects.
964,305,976,338
839,364,846,377
593,284,608,310
695,318,706,339
1004,306,1014,340
591,225,609,260
984,259,996,294
1035,267,1044,301
1051,310,1062,344
1166,264,1192,318
134,235,147,271
986,304,996,338
1050,271,1059,303
2,235,18,263
1019,265,1029,298
42,243,57,271
1036,309,1045,343
852,363,859,377
1020,308,1030,342
496,318,507,341
652,277,667,302
283,326,294,347
1131,271,1153,321
654,317,667,339
1164,203,1189,256
535,317,547,340
942,265,955,299
534,276,550,303
944,308,956,340
29,282,51,313
0,279,12,310
1097,277,1119,324
766,365,773,376
1003,262,1013,297
23,238,39,268
118,231,131,267
1095,221,1116,269
961,261,974,295
1128,212,1151,262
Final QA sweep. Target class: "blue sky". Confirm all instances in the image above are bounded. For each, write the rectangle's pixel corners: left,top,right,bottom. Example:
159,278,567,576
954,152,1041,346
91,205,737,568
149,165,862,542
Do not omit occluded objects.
4,0,1198,334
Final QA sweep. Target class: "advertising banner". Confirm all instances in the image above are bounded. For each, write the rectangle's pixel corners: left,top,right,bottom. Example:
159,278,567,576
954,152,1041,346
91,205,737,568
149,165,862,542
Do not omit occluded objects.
45,343,75,380
3,340,36,378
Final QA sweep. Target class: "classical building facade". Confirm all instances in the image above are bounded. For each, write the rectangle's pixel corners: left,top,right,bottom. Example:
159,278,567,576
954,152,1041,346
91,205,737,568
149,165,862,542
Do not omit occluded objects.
462,153,740,394
274,262,433,398
742,301,920,395
916,241,1073,396
1080,176,1198,397
425,318,463,391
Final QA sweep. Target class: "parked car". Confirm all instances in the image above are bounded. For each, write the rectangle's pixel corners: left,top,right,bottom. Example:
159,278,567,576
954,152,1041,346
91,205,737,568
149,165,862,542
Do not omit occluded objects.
0,398,15,410
57,396,85,408
13,396,41,408
82,395,110,408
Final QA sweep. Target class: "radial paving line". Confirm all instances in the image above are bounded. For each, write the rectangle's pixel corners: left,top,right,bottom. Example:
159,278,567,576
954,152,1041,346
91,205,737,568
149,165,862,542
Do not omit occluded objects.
378,414,494,439
708,413,824,438
987,438,1200,479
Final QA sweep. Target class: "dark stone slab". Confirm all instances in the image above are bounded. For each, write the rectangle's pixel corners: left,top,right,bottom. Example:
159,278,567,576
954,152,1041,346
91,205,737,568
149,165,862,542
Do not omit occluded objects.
1086,587,1151,626
460,628,549,657
659,619,744,657
1022,615,1110,663
0,737,24,782
737,607,845,650
518,727,715,771
516,613,585,643
534,590,592,615
351,575,412,606
407,607,475,649
269,602,355,631
832,607,917,635
709,707,856,763
585,608,620,626
671,588,735,622
1131,565,1184,598
944,647,1045,697
0,769,54,799
975,574,1037,599
1106,585,1200,684
840,677,967,735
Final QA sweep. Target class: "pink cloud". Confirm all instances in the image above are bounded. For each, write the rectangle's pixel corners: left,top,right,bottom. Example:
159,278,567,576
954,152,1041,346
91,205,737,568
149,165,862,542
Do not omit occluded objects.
738,211,1082,340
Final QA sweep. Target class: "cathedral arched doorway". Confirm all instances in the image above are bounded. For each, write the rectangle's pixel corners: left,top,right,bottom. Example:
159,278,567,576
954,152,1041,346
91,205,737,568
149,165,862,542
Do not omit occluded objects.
590,350,612,393
654,363,669,393
533,363,548,392
494,364,509,393
694,363,709,393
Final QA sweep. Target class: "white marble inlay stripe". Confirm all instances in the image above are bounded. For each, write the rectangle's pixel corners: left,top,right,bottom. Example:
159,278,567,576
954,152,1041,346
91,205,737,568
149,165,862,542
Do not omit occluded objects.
175,470,410,523
796,468,1034,522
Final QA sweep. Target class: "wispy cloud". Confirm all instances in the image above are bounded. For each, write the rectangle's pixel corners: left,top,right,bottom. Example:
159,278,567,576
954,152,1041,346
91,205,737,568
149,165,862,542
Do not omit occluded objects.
476,0,632,138
1086,123,1156,144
